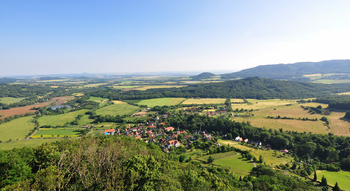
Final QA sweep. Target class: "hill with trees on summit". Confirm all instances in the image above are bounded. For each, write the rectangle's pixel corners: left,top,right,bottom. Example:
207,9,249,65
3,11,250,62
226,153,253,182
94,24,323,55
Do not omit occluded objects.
220,59,350,80
92,77,350,100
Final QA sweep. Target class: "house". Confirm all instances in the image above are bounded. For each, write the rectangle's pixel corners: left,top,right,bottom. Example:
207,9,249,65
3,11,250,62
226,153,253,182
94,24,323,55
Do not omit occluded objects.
164,127,174,131
281,149,289,153
166,140,181,148
244,139,248,143
104,129,115,135
179,130,187,134
183,135,193,140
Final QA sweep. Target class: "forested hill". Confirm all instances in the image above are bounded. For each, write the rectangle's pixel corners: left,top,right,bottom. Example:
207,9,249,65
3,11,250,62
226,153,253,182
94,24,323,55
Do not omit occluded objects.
92,77,350,100
190,72,216,80
221,60,350,79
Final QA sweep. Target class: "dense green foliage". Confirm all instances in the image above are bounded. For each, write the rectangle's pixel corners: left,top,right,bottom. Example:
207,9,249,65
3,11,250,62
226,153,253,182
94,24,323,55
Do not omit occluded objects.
220,59,350,79
90,77,350,100
0,135,318,190
165,114,350,169
314,95,350,110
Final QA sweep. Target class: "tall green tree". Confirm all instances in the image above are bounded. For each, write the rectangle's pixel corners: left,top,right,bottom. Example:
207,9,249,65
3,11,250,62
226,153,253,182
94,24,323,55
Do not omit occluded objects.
333,182,340,191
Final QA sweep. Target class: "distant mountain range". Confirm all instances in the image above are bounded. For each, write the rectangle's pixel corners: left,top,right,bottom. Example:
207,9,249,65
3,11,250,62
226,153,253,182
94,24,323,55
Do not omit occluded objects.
192,59,350,81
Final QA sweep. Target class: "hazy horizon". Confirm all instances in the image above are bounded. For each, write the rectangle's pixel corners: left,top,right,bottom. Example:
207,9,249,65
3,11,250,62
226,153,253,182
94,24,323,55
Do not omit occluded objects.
1,0,350,76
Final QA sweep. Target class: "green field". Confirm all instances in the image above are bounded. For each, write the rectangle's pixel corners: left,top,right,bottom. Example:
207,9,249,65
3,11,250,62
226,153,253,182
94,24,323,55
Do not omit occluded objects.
96,104,140,116
38,109,89,126
32,129,81,138
218,140,293,166
0,116,35,142
314,170,350,190
0,138,59,150
0,97,26,104
182,98,226,105
198,152,253,175
88,96,109,106
124,98,186,107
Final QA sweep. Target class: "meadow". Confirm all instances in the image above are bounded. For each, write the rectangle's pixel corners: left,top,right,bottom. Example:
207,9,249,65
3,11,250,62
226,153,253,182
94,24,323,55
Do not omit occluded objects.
314,170,350,190
38,109,89,126
0,116,35,142
0,97,26,104
182,98,226,105
88,96,109,106
96,104,140,116
83,83,108,88
198,151,254,175
32,129,81,138
0,138,59,150
218,140,293,166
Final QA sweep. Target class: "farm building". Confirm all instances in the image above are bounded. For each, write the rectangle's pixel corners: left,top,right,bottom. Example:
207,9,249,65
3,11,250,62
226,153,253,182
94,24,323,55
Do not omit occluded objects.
104,129,115,135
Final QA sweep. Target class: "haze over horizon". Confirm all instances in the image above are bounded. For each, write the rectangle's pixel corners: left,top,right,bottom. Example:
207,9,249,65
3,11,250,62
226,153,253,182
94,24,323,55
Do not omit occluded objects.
1,0,350,76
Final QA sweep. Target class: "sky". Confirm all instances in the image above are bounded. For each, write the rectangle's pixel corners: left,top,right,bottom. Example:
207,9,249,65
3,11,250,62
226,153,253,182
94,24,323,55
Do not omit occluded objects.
1,0,350,76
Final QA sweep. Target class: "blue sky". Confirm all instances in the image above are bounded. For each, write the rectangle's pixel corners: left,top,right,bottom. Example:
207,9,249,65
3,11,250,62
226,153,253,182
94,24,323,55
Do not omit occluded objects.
1,0,350,76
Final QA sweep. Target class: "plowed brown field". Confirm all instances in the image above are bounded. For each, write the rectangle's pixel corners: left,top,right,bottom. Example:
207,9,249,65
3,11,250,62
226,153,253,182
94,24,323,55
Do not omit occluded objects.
0,96,74,119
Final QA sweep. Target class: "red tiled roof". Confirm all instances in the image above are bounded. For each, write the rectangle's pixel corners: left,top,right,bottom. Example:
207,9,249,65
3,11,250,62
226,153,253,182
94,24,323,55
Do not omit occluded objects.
104,129,115,132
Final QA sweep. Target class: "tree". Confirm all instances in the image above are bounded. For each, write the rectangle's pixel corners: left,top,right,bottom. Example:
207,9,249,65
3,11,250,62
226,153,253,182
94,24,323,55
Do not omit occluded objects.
227,133,233,140
333,182,340,191
321,175,327,186
259,155,264,163
313,171,317,182
207,156,214,164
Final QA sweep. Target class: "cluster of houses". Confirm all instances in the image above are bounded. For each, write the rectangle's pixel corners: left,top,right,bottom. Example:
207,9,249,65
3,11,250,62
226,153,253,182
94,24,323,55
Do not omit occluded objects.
104,124,212,152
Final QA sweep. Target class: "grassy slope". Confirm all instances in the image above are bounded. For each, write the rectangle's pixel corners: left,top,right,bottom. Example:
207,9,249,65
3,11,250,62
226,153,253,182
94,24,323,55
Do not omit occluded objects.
198,152,253,175
314,170,350,190
96,104,140,116
38,109,89,126
0,139,59,150
33,129,81,137
218,140,293,166
0,97,26,104
0,116,35,142
133,85,186,90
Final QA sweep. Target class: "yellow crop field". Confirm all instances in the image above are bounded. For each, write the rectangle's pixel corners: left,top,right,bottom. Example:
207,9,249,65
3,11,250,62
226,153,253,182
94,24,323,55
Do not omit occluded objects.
231,99,298,110
232,101,349,136
182,98,226,104
112,100,128,104
169,98,186,105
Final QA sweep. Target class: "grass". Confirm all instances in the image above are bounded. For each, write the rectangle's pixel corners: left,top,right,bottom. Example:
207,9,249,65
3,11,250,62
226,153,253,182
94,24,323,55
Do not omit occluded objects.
124,98,185,107
313,170,350,190
0,116,35,142
0,97,26,104
182,98,226,105
218,140,293,166
38,109,89,126
32,129,81,138
198,152,253,175
88,96,109,107
0,139,59,150
96,104,140,116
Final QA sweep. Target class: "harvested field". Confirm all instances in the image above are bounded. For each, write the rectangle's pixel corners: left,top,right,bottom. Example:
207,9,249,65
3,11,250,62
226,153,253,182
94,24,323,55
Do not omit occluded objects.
169,98,186,105
112,100,127,104
303,73,322,77
231,99,298,110
182,98,226,105
0,96,74,119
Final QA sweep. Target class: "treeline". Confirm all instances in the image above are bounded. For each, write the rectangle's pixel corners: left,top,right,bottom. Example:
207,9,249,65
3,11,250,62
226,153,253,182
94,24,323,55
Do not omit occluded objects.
314,95,350,110
0,136,317,190
166,114,350,170
90,77,350,100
